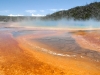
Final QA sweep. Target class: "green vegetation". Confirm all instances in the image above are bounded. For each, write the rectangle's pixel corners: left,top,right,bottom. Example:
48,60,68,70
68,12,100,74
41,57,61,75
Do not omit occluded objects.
0,2,100,22
45,2,100,20
0,16,42,22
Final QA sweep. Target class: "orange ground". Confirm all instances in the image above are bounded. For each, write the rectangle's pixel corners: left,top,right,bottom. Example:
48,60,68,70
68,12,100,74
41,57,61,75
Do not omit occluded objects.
0,31,100,75
72,31,100,52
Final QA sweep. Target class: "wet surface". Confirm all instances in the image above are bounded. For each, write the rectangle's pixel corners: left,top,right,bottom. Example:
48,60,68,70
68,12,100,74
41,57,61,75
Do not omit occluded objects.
0,23,100,75
32,32,100,62
12,30,36,37
12,30,57,37
0,33,66,75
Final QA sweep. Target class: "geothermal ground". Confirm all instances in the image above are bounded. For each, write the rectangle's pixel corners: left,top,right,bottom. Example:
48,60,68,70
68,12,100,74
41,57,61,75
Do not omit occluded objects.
0,23,100,75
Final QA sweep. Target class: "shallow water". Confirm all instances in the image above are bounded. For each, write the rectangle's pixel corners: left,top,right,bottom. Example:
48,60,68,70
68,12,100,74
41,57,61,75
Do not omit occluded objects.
31,31,100,61
19,19,100,29
1,25,100,62
0,22,100,75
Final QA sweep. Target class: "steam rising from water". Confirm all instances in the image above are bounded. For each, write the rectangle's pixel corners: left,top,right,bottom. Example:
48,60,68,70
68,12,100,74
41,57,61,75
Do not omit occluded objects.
12,19,100,30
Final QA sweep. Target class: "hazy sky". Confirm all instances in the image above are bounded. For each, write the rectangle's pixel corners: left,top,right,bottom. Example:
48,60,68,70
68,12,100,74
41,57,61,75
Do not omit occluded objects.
0,0,100,16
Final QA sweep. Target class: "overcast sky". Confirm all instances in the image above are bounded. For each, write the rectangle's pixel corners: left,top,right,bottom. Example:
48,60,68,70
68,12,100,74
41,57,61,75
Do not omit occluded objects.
0,0,100,16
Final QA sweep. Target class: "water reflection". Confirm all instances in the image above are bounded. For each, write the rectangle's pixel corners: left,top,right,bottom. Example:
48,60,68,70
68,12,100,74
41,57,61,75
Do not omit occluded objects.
0,22,100,75
19,19,100,29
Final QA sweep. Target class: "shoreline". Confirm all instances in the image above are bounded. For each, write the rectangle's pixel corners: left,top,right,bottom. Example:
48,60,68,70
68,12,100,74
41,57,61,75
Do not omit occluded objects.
0,29,100,74
7,24,100,31
72,31,100,52
16,31,100,75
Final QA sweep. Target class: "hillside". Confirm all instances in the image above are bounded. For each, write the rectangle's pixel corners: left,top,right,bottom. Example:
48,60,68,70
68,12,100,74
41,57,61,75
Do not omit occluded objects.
0,16,42,22
0,2,100,22
45,2,100,20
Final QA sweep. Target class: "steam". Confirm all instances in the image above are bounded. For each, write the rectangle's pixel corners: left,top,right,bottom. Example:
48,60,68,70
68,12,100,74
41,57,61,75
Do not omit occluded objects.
10,18,100,30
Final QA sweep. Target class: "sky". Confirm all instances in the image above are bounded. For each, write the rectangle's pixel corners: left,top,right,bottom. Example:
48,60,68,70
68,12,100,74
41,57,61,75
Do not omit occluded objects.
0,0,100,16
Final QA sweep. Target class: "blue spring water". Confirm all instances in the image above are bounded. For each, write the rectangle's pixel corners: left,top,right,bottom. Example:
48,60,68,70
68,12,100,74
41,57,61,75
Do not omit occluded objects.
19,19,100,29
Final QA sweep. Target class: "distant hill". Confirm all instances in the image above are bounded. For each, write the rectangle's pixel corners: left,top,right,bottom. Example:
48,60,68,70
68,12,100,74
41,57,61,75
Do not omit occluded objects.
45,2,100,20
0,2,100,22
0,16,41,22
